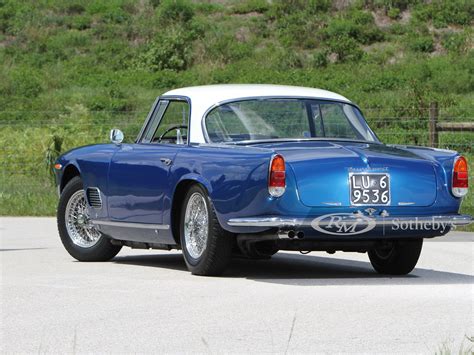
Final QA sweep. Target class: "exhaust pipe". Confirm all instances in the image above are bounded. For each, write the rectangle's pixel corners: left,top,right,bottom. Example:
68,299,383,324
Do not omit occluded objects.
288,230,295,238
297,231,304,239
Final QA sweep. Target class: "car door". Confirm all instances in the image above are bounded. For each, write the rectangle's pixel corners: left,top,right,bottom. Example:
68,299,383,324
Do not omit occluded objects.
107,98,190,227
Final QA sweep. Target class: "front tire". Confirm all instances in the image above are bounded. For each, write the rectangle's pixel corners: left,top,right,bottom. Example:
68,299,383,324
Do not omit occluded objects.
180,184,234,276
57,176,121,261
368,239,423,275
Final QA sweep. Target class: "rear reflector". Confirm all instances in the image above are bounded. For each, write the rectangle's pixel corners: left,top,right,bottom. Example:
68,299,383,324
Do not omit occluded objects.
452,156,468,198
268,154,286,197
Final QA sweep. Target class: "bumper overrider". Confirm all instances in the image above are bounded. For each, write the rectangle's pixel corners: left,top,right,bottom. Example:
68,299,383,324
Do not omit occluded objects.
227,214,472,239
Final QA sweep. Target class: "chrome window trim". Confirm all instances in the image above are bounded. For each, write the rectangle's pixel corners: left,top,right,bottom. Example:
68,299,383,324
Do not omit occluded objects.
137,95,192,146
136,97,160,143
200,96,378,144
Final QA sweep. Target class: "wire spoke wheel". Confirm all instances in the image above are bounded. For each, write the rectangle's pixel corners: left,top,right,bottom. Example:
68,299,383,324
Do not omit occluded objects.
65,190,101,248
184,192,209,259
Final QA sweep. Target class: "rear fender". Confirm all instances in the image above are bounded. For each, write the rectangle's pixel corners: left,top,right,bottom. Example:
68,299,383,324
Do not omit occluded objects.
167,146,275,233
394,145,462,209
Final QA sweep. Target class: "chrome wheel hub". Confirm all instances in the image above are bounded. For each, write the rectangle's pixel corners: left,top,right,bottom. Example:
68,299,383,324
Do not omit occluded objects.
65,190,101,248
184,192,209,259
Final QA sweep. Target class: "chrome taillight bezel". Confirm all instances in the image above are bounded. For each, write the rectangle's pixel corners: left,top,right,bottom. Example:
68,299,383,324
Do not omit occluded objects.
268,154,286,198
452,156,468,198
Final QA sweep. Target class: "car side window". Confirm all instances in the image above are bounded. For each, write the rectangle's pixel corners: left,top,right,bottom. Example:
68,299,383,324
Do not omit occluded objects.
319,103,358,139
142,100,189,144
142,100,168,143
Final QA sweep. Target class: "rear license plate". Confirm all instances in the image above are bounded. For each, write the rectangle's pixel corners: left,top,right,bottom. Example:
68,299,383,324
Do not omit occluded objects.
349,173,390,205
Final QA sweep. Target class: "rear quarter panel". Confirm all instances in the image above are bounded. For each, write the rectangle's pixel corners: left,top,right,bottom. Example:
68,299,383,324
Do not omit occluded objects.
167,145,274,230
392,145,462,212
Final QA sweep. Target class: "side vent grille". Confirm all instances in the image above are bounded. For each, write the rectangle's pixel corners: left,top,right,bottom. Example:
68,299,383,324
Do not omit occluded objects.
86,188,102,209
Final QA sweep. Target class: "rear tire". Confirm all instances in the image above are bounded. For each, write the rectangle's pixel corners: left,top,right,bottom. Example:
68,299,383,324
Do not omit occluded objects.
57,176,121,261
180,184,234,276
368,239,423,275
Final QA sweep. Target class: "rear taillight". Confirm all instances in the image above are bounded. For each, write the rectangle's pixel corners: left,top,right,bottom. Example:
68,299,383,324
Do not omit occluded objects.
452,156,468,198
268,154,286,197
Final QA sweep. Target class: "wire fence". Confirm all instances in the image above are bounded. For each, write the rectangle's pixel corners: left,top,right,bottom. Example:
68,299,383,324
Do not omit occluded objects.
0,108,471,218
0,109,473,180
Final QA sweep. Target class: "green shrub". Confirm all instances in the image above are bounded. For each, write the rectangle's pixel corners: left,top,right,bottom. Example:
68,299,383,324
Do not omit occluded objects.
323,17,384,45
412,0,473,28
86,1,115,15
359,71,401,92
276,50,305,69
103,7,130,24
44,135,64,181
9,67,44,98
406,34,434,53
136,27,193,71
348,10,374,26
63,3,86,15
150,0,161,8
275,12,323,48
271,0,331,16
157,0,194,25
310,50,328,67
66,15,92,30
328,35,364,62
151,69,180,89
442,32,469,54
387,7,400,19
429,56,474,94
203,32,254,64
232,0,269,14
372,0,419,11
388,23,407,35
0,1,31,34
193,2,223,14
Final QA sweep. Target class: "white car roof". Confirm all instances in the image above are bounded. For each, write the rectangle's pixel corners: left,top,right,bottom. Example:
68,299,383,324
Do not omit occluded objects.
161,84,352,143
163,84,350,104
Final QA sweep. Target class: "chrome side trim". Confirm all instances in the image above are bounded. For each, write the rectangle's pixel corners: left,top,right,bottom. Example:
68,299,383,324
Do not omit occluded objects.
227,215,473,227
91,220,170,230
322,202,342,206
228,217,308,227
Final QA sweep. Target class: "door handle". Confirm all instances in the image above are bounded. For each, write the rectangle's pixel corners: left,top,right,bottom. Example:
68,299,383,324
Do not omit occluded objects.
160,158,172,166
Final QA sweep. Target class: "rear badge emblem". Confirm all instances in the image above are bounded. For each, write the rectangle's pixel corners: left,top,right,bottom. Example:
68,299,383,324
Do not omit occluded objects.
365,208,377,216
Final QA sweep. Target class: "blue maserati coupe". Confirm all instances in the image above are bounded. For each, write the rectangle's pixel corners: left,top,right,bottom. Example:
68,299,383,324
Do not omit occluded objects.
55,84,471,276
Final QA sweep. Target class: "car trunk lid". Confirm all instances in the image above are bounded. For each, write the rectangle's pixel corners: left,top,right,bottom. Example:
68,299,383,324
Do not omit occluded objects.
258,141,438,207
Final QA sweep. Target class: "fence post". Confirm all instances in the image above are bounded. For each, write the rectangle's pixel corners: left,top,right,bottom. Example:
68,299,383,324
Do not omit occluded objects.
429,102,439,148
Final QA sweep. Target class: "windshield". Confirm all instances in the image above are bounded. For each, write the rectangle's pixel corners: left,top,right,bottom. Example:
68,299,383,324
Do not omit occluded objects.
205,99,377,143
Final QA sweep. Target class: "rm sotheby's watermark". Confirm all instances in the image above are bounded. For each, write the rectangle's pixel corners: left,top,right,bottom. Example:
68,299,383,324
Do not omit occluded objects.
311,213,462,236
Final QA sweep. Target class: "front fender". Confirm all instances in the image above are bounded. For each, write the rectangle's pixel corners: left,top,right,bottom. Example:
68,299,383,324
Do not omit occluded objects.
55,158,82,192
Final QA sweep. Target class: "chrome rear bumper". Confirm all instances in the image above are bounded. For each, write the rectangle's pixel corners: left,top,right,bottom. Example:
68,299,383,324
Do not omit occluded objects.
227,214,473,228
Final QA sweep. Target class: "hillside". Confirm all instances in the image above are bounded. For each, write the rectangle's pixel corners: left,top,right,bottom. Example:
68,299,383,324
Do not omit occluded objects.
0,0,473,219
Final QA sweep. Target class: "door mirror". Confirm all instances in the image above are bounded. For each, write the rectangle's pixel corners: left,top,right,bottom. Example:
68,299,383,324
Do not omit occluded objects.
110,129,124,145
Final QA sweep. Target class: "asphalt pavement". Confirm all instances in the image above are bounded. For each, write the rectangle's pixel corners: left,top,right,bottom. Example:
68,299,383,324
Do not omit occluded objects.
1,217,473,354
